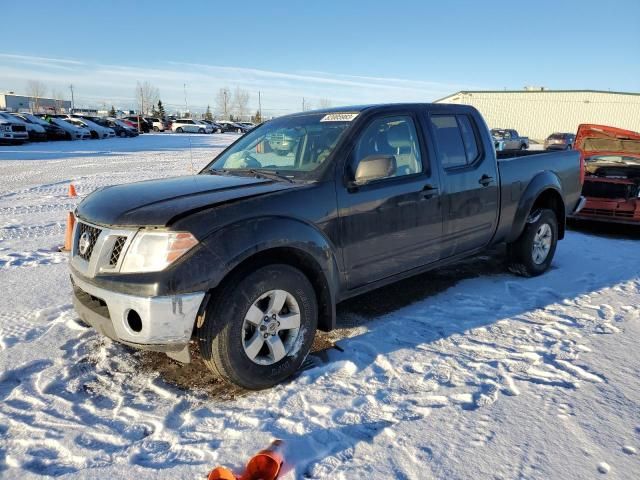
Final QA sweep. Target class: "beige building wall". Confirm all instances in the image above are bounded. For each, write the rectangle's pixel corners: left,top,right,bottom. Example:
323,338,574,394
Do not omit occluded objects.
435,90,640,141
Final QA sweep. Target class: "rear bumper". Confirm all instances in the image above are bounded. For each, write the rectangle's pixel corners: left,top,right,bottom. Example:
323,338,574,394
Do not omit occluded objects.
70,272,205,353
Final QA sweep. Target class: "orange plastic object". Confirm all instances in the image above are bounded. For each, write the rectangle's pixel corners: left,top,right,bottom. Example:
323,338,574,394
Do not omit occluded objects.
243,440,284,480
62,211,75,252
208,466,238,480
68,183,77,197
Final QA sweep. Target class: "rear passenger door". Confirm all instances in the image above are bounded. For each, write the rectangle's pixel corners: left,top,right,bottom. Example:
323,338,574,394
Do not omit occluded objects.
426,111,499,257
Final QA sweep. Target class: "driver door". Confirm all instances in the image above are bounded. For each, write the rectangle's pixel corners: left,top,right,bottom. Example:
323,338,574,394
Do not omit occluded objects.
336,113,443,289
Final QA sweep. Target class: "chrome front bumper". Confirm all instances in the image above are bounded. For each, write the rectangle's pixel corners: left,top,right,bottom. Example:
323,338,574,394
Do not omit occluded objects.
71,272,205,358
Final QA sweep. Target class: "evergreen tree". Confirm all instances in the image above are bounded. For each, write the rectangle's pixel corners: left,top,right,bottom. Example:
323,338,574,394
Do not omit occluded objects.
205,105,213,121
157,100,166,119
253,109,262,124
109,105,117,117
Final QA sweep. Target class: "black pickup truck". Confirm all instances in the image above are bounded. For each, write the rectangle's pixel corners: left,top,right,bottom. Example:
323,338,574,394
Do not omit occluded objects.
70,103,583,389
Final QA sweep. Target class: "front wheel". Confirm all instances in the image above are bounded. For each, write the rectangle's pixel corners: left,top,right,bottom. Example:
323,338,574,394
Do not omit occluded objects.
507,208,558,277
176,127,183,133
198,128,205,134
237,128,242,133
198,265,318,390
520,143,527,150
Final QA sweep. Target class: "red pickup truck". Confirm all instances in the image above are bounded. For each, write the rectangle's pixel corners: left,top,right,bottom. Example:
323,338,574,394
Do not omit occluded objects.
571,124,640,224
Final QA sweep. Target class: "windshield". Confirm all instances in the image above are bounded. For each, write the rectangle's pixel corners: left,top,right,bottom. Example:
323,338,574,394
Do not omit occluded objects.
203,112,354,179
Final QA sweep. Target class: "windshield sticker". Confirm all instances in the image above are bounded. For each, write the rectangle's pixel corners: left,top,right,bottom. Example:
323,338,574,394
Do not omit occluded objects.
320,113,359,122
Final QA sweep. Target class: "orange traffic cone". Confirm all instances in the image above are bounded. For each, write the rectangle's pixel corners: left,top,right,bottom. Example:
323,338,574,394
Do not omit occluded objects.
207,440,285,480
69,183,77,198
243,440,284,480
61,211,75,252
208,466,238,480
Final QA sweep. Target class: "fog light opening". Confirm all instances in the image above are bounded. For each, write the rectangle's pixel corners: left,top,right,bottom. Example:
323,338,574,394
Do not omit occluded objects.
126,309,143,333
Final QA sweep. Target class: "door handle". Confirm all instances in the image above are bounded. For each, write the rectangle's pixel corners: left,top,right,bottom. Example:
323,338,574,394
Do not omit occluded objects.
478,175,494,187
422,184,439,199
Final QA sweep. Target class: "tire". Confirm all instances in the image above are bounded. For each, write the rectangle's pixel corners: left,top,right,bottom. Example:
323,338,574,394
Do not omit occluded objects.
507,208,558,277
217,128,222,134
198,264,318,390
176,127,184,133
198,128,205,134
237,128,242,133
520,143,527,150
153,126,159,132
567,144,573,150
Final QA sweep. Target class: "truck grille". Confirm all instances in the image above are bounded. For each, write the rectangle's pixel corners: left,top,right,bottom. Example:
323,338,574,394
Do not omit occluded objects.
76,222,102,261
580,208,634,218
109,236,127,266
583,181,636,200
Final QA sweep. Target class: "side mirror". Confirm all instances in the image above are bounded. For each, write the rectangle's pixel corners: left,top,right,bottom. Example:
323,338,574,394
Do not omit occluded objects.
353,154,396,185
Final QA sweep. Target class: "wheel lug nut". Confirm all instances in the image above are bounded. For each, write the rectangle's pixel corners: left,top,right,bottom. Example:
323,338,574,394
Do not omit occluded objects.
259,325,266,331
272,314,277,319
276,321,280,327
263,333,269,339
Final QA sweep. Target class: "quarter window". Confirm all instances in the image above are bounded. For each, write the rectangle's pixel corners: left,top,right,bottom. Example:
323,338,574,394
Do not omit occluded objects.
352,115,423,180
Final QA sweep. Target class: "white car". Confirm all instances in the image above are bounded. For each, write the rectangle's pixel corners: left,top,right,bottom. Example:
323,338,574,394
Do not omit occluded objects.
145,117,165,132
66,117,115,139
0,112,47,141
0,118,29,144
172,119,213,134
48,117,91,140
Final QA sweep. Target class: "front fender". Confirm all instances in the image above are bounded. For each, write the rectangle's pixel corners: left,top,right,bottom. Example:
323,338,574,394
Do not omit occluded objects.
506,171,563,242
200,216,342,329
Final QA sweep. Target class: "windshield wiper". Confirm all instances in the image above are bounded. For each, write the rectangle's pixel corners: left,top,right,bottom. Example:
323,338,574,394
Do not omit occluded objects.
246,169,295,183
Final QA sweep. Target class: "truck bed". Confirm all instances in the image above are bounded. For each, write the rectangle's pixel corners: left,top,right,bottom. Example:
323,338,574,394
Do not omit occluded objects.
494,150,582,243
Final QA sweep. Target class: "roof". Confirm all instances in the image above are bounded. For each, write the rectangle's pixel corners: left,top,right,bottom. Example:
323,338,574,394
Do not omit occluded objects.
434,89,640,103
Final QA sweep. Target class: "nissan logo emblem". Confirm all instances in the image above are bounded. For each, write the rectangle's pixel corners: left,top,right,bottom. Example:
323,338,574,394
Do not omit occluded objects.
78,232,91,255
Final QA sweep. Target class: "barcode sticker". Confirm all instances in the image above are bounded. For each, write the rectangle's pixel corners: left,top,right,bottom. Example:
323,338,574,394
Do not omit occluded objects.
320,113,359,122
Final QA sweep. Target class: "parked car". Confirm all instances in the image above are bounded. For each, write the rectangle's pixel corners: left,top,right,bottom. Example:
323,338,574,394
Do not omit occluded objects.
491,128,529,151
69,103,583,390
217,120,250,133
65,116,115,139
125,116,152,133
145,117,165,132
544,132,576,150
41,116,91,140
172,119,213,133
570,124,640,224
0,117,29,144
11,113,68,141
200,120,223,133
106,118,139,137
0,112,47,141
236,122,256,130
91,117,138,137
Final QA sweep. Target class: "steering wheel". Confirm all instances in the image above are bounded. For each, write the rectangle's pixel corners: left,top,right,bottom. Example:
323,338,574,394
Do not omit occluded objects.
242,152,262,168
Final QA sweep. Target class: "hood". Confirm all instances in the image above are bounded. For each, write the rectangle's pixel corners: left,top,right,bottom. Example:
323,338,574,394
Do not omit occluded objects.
76,174,299,228
575,124,640,157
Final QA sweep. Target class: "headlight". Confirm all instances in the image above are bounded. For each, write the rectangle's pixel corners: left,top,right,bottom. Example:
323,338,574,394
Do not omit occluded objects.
1,125,10,132
120,231,198,273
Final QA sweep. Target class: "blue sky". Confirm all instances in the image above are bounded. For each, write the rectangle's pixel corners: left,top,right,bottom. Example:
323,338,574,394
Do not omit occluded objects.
1,0,639,115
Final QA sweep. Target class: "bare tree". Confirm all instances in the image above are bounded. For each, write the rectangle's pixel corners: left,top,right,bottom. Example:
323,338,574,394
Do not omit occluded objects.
318,98,332,109
215,87,231,119
232,86,250,120
135,81,160,115
26,80,47,113
51,89,65,114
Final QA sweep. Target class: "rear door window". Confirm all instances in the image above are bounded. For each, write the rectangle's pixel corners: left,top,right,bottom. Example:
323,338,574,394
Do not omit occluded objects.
430,114,481,169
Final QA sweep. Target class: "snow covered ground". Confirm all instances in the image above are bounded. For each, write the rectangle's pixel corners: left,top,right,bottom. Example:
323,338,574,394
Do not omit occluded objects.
0,134,638,479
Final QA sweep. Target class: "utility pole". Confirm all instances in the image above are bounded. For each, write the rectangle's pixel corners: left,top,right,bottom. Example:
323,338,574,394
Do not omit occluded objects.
302,97,305,112
69,84,75,113
223,90,228,119
183,83,189,115
258,91,262,121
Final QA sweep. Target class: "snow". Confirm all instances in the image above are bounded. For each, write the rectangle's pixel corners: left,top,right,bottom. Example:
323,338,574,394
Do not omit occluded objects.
1,134,639,479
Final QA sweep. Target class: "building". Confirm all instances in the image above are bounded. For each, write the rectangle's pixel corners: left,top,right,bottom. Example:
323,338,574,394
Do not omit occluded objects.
434,89,640,141
0,92,71,113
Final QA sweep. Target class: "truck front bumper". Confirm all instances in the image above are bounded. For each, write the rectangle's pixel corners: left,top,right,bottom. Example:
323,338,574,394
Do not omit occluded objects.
70,272,205,359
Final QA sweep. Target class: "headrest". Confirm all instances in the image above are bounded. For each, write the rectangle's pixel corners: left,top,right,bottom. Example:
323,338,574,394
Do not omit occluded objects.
387,123,413,149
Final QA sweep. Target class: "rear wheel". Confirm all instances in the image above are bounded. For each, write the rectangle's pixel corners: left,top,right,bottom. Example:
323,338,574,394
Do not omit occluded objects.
507,208,558,277
198,128,205,134
237,128,242,133
198,264,318,390
520,143,527,150
153,126,159,132
176,127,184,133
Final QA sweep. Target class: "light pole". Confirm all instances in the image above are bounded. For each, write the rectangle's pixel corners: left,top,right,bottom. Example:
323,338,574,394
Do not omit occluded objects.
69,84,75,112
